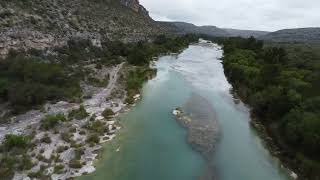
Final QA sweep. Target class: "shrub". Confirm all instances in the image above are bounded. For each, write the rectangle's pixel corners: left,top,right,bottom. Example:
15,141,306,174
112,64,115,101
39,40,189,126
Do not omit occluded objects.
3,134,29,151
125,96,134,104
69,127,77,133
74,148,84,160
85,120,106,135
87,76,109,87
54,164,65,174
68,105,89,120
28,170,43,178
56,146,68,153
18,155,33,170
60,132,72,143
40,134,51,144
86,134,100,144
89,114,96,121
69,160,82,169
0,155,16,178
0,78,9,98
41,114,66,130
101,108,114,119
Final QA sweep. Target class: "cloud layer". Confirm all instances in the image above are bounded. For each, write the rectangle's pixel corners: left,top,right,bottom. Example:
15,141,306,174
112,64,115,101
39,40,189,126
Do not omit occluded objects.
140,0,320,31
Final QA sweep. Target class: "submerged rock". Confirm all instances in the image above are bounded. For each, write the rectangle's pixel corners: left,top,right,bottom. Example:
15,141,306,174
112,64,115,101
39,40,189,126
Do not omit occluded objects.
173,94,219,159
173,94,219,180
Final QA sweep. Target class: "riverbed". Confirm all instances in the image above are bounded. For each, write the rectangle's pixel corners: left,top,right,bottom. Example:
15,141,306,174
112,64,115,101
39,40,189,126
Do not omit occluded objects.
78,42,291,180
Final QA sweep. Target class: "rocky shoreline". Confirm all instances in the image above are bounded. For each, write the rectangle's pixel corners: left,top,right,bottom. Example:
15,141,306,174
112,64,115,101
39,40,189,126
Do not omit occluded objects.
0,63,143,180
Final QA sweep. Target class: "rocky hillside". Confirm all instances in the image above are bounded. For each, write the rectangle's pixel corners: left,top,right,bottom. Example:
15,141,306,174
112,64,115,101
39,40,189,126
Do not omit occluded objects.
0,0,165,57
222,28,269,38
261,28,320,42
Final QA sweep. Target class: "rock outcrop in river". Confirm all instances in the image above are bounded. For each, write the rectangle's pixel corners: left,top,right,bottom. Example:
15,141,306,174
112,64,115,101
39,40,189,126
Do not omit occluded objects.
173,94,219,180
173,94,219,159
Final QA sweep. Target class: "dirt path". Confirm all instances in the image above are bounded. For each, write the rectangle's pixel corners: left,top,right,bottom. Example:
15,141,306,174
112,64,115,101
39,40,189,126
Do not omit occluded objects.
84,62,124,110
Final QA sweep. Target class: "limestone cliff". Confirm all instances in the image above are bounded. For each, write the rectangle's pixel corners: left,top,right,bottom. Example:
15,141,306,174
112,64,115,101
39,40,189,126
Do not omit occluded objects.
120,0,149,16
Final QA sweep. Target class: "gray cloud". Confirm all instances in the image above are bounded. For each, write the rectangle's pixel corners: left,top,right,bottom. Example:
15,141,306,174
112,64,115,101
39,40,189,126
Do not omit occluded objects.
140,0,320,31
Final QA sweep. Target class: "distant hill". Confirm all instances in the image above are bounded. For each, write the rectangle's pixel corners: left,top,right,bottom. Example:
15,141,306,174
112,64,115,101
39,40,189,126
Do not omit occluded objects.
159,21,229,37
160,21,271,38
223,28,269,38
160,21,320,43
261,28,320,42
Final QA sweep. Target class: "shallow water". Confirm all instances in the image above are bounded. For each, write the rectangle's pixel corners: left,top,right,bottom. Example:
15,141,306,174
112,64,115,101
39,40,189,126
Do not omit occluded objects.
78,42,290,180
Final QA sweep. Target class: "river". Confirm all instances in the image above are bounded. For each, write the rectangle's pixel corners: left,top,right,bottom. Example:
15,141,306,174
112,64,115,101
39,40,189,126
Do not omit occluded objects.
78,41,291,180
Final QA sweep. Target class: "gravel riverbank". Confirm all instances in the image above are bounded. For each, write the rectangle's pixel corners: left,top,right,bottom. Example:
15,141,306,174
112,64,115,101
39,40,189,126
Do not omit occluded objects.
0,63,141,180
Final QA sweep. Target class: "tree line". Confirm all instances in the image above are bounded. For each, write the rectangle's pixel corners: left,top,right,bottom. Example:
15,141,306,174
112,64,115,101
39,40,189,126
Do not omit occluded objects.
218,36,320,179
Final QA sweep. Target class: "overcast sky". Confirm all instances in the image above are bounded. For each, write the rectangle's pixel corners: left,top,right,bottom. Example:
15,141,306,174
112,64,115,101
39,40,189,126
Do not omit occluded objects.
140,0,320,31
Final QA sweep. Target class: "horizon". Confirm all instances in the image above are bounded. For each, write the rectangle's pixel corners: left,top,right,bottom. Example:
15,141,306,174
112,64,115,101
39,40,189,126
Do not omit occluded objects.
155,20,320,32
140,0,320,32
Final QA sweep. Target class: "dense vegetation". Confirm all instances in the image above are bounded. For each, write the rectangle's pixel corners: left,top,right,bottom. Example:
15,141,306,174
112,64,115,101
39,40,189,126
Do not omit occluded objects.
41,114,67,130
126,34,198,65
0,134,33,179
219,37,320,179
0,34,197,115
0,53,81,113
124,67,157,104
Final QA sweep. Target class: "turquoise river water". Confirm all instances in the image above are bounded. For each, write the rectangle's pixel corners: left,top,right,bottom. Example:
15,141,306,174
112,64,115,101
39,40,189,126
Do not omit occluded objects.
78,42,291,180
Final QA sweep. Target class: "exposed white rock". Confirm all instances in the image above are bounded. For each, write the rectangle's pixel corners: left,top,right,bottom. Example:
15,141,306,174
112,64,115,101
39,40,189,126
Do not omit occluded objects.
133,94,141,100
46,167,54,175
108,121,115,125
43,148,53,160
172,109,182,116
290,171,298,179
108,124,113,131
13,173,28,180
60,148,75,162
96,116,104,121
